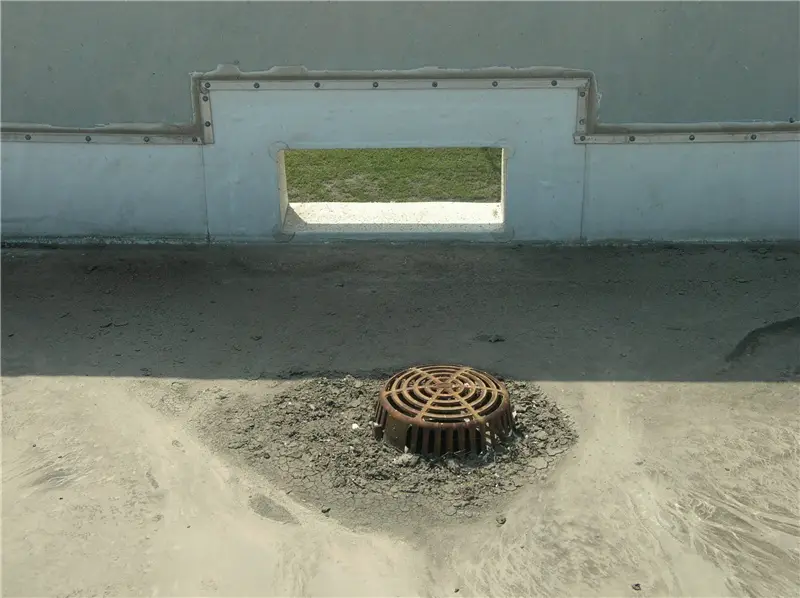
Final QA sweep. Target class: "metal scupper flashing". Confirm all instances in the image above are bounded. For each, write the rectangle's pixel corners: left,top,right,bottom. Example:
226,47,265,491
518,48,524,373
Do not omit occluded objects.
1,65,798,145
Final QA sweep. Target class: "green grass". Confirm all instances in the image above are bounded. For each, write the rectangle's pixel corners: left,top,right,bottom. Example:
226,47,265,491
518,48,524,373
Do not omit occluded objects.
283,148,502,203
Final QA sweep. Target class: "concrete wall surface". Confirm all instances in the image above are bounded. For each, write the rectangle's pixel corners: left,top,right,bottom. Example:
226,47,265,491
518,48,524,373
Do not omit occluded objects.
2,2,798,244
2,1,799,128
5,138,797,244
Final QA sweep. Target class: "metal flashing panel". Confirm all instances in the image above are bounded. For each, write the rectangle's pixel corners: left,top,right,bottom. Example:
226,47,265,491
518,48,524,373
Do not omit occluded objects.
201,82,586,242
2,68,797,145
1,68,798,244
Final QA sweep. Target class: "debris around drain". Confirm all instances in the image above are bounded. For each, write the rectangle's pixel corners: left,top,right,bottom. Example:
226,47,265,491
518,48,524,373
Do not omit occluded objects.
199,374,578,529
445,459,462,473
631,583,642,591
392,454,420,467
496,515,507,526
321,506,331,514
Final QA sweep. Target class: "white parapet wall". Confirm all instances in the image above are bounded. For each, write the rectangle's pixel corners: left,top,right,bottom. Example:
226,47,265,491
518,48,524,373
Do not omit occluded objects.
2,68,799,244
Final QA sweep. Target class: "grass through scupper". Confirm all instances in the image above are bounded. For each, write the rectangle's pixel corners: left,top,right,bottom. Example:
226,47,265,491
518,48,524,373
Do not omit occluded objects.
283,148,503,203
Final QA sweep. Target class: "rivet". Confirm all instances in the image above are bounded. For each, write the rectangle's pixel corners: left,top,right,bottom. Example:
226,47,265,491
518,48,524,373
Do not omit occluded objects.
750,134,757,140
202,96,208,102
314,82,320,88
579,118,585,125
372,81,379,88
628,135,636,142
551,80,558,86
689,134,695,141
192,137,198,143
85,136,91,142
204,82,210,89
432,81,438,88
579,91,586,97
253,82,260,89
143,136,150,143
204,121,211,127
492,81,498,87
24,134,31,140
580,135,586,141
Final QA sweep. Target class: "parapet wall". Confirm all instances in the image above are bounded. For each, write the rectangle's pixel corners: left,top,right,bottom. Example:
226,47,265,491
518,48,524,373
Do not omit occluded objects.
1,2,798,243
2,2,798,127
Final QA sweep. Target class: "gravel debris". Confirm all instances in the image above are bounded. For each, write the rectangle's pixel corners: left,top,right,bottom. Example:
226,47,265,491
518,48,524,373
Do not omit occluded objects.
196,373,577,530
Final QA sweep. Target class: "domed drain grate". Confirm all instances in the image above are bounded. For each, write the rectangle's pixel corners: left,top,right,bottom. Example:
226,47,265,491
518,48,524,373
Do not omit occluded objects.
373,365,514,457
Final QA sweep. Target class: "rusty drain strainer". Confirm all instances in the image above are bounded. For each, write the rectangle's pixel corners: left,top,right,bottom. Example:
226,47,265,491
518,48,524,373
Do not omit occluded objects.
373,365,514,458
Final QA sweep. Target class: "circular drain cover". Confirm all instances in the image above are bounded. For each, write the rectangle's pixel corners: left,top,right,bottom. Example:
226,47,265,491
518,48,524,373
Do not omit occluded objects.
373,365,514,457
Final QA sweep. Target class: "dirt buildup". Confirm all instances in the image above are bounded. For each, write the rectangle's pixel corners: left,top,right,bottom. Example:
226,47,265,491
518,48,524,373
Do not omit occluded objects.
196,373,577,531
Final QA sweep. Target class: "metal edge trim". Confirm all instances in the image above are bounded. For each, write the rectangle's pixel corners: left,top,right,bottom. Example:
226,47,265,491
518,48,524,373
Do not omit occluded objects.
201,78,590,91
575,83,590,135
0,131,202,145
575,131,800,144
2,69,797,145
198,79,215,145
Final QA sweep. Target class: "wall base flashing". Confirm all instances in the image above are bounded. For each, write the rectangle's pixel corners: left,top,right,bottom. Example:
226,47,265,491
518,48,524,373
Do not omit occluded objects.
1,66,798,145
2,70,797,243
